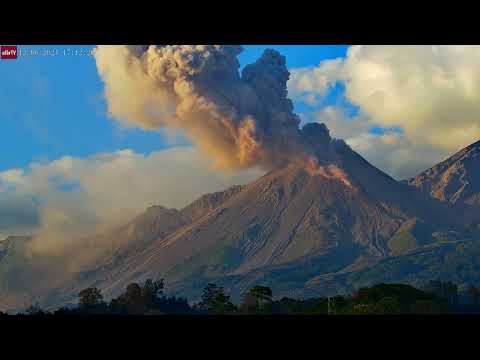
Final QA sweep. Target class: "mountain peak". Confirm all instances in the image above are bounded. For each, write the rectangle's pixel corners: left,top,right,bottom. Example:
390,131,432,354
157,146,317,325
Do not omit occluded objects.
407,139,480,205
6,140,477,310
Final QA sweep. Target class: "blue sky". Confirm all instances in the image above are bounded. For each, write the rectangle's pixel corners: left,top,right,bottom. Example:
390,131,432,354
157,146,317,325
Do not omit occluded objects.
0,45,349,172
2,44,479,241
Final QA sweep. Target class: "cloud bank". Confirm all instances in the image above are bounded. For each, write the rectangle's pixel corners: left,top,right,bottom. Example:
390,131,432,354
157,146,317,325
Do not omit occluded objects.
0,146,263,310
0,147,264,251
289,45,480,178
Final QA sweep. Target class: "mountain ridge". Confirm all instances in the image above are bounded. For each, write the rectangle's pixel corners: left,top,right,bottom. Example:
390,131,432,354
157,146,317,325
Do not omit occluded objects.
407,140,480,206
58,136,470,305
2,135,480,310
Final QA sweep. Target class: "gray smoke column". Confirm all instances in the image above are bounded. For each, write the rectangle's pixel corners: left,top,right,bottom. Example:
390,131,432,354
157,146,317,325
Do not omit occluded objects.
95,45,342,171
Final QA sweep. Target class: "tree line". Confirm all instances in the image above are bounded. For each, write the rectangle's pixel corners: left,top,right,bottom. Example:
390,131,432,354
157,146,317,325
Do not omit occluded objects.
1,280,480,316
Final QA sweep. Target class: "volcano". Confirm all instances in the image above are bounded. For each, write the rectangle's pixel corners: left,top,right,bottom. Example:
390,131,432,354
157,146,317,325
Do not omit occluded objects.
54,124,467,305
2,125,479,311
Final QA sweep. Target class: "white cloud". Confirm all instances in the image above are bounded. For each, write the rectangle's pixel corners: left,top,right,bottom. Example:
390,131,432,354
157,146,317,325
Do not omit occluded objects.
0,147,264,252
288,45,480,178
0,147,265,308
313,106,369,140
309,106,451,179
288,58,344,104
346,132,451,180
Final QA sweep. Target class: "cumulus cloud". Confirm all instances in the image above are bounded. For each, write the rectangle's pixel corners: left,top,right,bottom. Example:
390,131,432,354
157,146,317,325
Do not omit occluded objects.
288,58,344,105
289,45,480,178
0,147,264,253
309,106,452,179
312,106,369,140
346,132,451,180
95,45,341,172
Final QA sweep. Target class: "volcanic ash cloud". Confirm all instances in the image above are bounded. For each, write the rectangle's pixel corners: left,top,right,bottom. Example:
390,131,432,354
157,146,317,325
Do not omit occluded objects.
95,45,344,171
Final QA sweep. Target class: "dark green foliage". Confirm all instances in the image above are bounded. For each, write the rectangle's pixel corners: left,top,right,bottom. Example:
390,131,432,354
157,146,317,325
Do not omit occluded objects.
353,283,433,304
265,284,449,315
108,278,190,315
348,283,447,314
243,285,273,313
1,281,472,316
345,237,480,293
249,285,272,301
197,283,236,314
78,287,104,308
110,283,143,314
76,287,108,314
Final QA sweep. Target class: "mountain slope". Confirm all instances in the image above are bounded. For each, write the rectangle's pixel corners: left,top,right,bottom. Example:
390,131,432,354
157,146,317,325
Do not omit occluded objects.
63,136,461,304
0,186,246,311
84,185,248,270
301,229,480,298
407,140,480,206
6,131,480,310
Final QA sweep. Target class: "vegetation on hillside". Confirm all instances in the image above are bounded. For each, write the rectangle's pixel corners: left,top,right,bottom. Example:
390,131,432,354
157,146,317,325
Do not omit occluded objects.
2,279,480,316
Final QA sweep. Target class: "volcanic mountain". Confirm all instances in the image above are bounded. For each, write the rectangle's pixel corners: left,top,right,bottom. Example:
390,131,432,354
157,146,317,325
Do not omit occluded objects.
3,125,479,311
52,124,468,305
407,140,480,206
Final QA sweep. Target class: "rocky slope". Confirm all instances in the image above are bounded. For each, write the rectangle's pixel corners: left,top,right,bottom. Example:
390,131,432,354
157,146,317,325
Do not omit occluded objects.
407,140,480,206
59,132,462,305
3,131,480,310
0,187,246,311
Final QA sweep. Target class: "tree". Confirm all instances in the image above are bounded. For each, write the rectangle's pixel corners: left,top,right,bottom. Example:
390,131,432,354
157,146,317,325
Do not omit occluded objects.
249,286,272,303
125,283,142,302
247,285,273,313
141,278,165,306
78,287,104,308
108,279,168,315
121,282,144,313
25,302,45,316
198,283,236,314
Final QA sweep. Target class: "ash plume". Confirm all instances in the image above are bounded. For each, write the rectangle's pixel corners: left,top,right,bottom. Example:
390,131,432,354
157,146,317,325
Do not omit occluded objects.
95,45,344,171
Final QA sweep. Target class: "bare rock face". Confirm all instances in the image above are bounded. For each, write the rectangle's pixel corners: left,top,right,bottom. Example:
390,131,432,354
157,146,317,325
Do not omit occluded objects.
6,137,479,310
62,142,459,304
181,185,245,222
407,140,480,206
